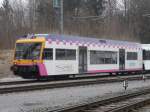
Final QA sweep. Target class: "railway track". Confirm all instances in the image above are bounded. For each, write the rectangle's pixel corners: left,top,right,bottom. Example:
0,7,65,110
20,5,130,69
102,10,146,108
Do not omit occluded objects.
0,74,116,86
0,74,124,86
0,74,149,94
0,73,148,86
49,87,150,112
0,79,37,86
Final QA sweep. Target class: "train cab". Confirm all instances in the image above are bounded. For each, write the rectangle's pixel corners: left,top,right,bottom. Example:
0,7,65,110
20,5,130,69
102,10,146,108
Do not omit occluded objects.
11,35,46,78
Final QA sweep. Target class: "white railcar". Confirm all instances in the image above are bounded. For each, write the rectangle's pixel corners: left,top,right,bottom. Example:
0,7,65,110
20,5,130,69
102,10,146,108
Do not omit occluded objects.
11,34,143,78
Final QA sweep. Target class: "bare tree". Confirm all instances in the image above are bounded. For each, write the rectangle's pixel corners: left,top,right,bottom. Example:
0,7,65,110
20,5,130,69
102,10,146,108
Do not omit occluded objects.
1,0,149,49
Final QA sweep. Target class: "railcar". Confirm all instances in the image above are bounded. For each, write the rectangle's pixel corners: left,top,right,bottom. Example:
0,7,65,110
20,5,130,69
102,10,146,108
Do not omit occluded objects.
11,34,143,79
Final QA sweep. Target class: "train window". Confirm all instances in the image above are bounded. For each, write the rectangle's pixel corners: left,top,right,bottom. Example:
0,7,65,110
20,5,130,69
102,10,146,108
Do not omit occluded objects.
43,48,53,60
15,43,42,60
143,50,150,60
127,52,138,60
56,49,76,60
66,49,76,60
90,51,117,64
56,49,66,60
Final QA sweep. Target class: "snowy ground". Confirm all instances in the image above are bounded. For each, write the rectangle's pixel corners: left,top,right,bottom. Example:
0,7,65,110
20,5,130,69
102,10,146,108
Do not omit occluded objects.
0,50,14,78
0,80,150,112
0,77,25,82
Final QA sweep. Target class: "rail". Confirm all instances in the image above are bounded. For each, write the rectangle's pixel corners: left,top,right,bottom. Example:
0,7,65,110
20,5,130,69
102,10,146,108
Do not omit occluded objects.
0,74,149,94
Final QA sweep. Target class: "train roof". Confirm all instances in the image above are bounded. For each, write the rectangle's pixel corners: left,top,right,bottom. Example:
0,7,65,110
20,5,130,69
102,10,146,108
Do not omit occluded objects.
19,34,141,48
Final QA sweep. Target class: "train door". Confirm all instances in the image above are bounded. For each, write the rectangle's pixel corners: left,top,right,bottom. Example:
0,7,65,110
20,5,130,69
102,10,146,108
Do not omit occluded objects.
119,49,125,70
79,46,87,73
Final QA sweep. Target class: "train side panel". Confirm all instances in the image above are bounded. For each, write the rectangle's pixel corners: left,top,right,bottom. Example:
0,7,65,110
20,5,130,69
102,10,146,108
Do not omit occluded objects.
143,61,150,70
87,46,119,73
43,40,143,76
43,41,78,75
125,49,143,71
142,44,150,71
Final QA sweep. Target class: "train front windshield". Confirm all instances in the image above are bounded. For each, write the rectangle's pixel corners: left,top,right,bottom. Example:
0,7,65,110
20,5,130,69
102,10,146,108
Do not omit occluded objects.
15,42,42,60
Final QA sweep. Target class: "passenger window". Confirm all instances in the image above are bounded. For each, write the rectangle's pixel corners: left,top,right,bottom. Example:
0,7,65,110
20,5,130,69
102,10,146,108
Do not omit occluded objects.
90,50,117,64
143,50,150,60
43,48,53,60
56,49,76,60
127,52,138,60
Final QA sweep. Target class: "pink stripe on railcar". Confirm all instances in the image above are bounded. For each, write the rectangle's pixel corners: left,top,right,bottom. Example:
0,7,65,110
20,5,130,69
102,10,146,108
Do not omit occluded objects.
88,68,143,73
88,69,119,73
37,64,48,76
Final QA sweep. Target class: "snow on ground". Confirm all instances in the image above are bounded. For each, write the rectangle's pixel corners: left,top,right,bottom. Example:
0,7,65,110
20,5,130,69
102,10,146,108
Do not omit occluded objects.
0,50,14,78
0,80,150,112
0,77,25,82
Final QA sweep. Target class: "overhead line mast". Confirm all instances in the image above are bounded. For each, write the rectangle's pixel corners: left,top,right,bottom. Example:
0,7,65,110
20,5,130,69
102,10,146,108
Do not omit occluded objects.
53,0,64,34
60,0,63,34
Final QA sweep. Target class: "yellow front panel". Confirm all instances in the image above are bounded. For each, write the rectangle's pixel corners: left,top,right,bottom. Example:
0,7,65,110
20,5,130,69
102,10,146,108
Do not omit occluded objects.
16,37,45,43
13,60,42,65
13,37,46,65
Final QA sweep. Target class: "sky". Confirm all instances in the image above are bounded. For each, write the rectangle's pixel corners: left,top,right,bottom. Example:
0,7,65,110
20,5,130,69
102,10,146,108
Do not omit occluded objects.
117,0,124,9
0,0,3,7
0,0,28,7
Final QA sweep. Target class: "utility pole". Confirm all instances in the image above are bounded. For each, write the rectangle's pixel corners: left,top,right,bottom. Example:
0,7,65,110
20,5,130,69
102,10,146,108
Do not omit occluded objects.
53,0,63,34
60,0,63,34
